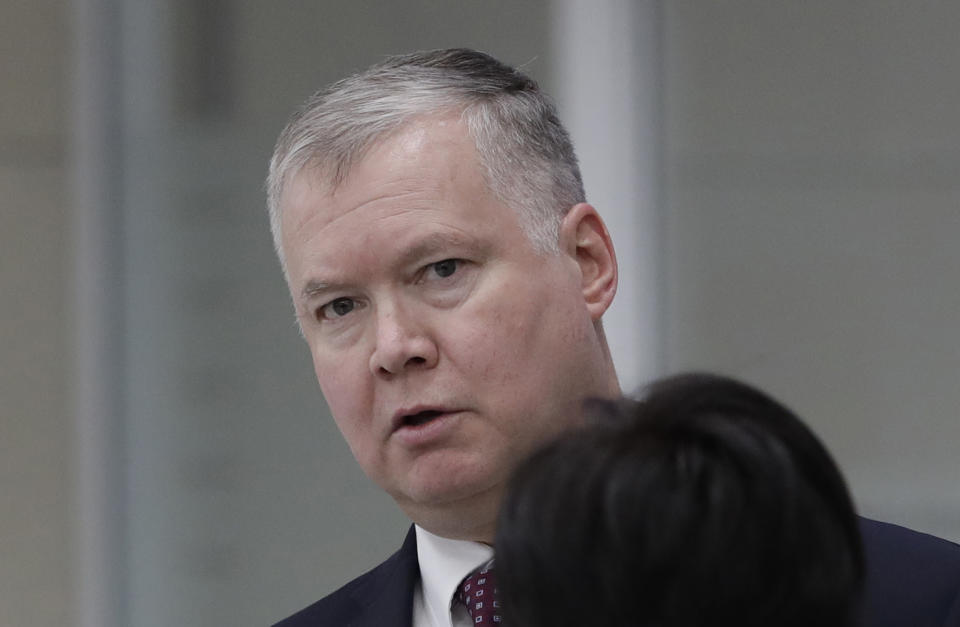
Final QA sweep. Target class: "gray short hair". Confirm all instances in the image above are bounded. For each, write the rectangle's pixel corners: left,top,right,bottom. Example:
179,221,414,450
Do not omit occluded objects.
266,48,585,273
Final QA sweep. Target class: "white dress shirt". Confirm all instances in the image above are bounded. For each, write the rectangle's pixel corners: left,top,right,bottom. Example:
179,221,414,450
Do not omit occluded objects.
412,525,494,627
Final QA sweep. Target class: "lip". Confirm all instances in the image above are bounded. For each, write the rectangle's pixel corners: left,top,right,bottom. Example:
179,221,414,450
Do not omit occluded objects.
390,405,464,446
390,405,457,432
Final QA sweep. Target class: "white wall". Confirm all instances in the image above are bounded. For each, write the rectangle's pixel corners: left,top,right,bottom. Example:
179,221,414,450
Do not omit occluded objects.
0,3,72,626
662,2,960,541
551,0,664,390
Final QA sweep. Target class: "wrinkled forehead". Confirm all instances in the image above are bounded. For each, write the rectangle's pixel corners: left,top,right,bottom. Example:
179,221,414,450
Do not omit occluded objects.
282,116,482,217
286,108,473,201
279,116,501,262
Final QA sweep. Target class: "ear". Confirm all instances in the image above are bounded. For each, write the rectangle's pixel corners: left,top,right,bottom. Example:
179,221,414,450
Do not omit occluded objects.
558,203,618,320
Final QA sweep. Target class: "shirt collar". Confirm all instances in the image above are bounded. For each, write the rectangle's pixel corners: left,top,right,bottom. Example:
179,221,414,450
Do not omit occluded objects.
415,525,494,627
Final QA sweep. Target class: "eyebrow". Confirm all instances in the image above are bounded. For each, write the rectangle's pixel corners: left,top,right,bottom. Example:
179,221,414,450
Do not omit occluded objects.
394,230,477,268
300,279,337,302
298,230,482,303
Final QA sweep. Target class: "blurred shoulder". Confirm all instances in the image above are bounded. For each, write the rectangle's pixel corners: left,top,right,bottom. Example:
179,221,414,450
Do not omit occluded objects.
860,517,960,566
859,516,960,627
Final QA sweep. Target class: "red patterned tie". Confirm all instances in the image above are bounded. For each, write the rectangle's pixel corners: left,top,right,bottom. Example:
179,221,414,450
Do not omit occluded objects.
456,561,503,624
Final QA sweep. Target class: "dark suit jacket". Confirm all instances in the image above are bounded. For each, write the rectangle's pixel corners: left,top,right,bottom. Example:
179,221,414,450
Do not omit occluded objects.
274,526,419,627
859,518,960,626
274,518,960,626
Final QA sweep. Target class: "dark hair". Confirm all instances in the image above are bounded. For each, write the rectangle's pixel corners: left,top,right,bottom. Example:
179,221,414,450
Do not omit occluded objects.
495,372,865,627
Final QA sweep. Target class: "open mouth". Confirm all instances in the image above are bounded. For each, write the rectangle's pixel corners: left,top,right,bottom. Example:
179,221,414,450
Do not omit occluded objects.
402,410,444,427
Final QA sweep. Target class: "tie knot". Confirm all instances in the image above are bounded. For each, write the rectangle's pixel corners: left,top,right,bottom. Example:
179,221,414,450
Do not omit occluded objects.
456,561,503,624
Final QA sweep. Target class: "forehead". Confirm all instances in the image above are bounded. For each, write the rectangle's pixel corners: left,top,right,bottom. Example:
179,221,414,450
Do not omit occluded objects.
282,116,483,227
279,116,523,283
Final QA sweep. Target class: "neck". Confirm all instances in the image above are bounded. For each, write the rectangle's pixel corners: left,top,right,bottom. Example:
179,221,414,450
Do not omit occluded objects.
400,485,501,544
593,323,623,397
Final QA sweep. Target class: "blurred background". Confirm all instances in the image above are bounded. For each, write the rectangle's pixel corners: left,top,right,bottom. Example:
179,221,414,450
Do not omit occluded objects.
3,1,959,625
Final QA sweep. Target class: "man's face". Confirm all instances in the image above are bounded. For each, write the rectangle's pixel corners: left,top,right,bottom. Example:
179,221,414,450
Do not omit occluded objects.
280,117,614,537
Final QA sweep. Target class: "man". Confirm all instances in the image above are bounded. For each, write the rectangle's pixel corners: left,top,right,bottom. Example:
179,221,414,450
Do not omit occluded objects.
267,49,960,626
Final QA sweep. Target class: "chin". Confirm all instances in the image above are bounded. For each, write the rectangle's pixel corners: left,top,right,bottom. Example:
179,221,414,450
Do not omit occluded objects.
399,477,489,507
392,470,504,522
395,448,500,496
401,492,501,543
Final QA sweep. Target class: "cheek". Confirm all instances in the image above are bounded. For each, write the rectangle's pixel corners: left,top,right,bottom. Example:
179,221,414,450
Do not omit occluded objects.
454,299,559,400
463,283,593,426
312,348,370,437
452,305,530,380
489,288,575,363
315,371,383,478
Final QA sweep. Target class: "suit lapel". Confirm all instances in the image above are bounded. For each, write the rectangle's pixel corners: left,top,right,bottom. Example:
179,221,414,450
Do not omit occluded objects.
350,525,420,627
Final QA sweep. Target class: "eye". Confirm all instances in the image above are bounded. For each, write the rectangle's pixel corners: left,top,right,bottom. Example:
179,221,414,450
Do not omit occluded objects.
318,297,356,320
429,259,459,279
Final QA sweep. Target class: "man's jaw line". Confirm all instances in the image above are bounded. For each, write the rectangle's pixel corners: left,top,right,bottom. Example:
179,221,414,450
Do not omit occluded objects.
392,478,505,544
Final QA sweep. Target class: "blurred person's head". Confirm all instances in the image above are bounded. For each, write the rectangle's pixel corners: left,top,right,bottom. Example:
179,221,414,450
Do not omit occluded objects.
496,372,865,627
268,48,620,541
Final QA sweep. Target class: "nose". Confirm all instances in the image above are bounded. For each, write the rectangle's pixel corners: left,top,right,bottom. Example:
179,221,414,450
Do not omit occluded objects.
368,302,438,376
